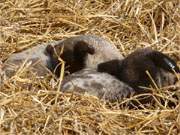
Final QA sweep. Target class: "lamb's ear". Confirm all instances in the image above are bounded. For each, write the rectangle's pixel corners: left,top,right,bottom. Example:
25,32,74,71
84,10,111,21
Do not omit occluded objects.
45,45,55,56
147,51,180,73
97,59,123,77
74,41,95,55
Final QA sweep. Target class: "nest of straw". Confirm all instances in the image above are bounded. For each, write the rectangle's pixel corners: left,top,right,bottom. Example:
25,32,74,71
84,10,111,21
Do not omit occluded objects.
0,0,180,134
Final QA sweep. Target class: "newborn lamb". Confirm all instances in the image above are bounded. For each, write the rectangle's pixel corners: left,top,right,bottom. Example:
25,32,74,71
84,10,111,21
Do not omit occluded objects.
2,35,123,78
98,47,179,93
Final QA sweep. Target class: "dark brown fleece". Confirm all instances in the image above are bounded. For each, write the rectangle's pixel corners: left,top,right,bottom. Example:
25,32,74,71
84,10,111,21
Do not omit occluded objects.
46,41,95,76
98,48,180,93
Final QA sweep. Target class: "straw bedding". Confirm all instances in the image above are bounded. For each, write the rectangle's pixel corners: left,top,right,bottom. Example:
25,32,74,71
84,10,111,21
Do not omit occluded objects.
0,0,179,134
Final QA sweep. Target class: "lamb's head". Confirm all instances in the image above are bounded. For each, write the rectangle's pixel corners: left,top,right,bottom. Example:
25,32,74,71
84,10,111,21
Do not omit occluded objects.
98,48,179,92
155,68,178,88
45,41,95,76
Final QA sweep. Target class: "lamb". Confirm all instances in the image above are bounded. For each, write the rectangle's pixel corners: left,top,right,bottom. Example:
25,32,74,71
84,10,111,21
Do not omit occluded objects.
97,47,179,93
61,68,135,102
2,35,123,78
46,35,123,76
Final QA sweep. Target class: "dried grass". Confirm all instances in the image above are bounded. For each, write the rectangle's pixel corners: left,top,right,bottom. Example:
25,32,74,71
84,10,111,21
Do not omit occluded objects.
0,0,180,134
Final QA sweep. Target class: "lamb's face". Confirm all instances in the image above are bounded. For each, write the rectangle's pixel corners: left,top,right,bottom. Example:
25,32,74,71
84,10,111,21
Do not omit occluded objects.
98,48,180,92
61,68,135,102
46,41,95,76
121,48,179,89
155,68,178,88
2,44,53,78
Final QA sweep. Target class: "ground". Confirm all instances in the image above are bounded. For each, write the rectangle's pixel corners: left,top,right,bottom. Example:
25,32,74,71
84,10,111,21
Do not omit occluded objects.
0,0,180,134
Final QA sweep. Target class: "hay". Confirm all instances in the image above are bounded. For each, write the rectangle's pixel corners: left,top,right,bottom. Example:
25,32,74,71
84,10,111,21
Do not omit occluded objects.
0,0,180,134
